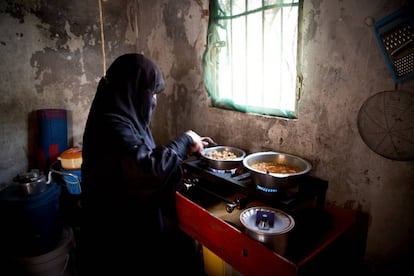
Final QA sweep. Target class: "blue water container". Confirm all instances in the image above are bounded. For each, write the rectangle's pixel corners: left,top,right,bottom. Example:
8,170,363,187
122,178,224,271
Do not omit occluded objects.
61,168,82,195
37,109,68,172
0,182,63,257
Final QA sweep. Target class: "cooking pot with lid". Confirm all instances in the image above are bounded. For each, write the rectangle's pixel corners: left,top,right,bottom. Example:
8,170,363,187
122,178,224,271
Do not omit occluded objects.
13,169,47,196
240,206,295,256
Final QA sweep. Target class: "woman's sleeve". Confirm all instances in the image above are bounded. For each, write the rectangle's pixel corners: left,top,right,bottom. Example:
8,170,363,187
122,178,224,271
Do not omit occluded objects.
166,133,193,161
117,125,193,196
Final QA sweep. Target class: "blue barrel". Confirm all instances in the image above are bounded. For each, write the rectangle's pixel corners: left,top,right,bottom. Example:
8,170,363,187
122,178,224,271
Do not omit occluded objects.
0,182,63,257
37,109,68,172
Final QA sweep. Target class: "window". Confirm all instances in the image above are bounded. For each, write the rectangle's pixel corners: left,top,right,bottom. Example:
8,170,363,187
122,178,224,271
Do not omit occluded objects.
203,0,301,118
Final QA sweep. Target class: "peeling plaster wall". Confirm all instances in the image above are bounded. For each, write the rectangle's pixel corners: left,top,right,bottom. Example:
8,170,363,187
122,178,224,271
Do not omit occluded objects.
0,0,413,273
145,0,414,273
0,0,136,183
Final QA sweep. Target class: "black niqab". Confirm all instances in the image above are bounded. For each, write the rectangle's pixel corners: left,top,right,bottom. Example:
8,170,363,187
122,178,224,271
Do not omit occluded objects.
79,53,196,275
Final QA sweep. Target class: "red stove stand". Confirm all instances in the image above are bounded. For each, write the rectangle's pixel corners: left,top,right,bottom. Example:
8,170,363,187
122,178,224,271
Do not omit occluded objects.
176,160,366,276
176,193,365,276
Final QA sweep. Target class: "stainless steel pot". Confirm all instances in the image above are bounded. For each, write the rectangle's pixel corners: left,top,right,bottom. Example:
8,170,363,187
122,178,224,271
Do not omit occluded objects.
201,146,246,170
242,151,312,191
13,170,47,196
240,206,295,256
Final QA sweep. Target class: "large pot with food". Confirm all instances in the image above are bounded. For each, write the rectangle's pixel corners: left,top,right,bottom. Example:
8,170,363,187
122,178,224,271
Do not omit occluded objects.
242,151,312,191
201,146,246,170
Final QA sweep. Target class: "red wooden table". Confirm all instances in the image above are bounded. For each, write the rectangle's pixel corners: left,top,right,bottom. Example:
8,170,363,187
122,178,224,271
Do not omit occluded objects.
176,191,366,276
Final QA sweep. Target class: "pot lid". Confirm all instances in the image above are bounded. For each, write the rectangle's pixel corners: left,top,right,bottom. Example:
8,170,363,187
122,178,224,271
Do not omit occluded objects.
240,207,295,235
13,169,45,184
60,147,82,159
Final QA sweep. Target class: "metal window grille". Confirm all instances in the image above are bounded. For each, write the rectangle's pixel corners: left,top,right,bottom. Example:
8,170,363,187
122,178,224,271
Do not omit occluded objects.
203,0,300,118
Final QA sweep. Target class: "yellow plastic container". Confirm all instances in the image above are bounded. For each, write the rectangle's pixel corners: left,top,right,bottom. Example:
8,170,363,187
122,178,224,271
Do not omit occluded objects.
202,246,242,276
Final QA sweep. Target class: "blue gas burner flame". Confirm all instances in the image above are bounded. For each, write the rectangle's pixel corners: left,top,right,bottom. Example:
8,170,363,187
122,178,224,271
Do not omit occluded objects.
208,167,237,175
256,185,278,193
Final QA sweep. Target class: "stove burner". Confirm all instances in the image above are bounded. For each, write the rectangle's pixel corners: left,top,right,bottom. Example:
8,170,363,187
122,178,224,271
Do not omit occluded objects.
256,185,278,193
207,167,237,175
181,159,328,213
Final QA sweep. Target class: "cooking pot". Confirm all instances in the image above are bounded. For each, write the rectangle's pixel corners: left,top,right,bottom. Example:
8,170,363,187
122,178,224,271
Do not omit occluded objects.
58,147,82,170
13,170,47,196
201,146,246,170
240,206,294,256
242,151,312,191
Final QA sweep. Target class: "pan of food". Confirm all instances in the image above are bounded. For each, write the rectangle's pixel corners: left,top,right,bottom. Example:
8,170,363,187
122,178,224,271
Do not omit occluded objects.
242,151,312,191
200,146,246,170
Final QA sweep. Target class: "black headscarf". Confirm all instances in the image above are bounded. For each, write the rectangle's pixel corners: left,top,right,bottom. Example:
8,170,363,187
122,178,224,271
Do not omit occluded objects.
85,53,164,149
81,52,192,217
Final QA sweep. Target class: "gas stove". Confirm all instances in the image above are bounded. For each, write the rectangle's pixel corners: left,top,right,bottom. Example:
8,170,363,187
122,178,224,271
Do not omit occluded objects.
179,158,328,215
179,158,335,261
177,158,364,269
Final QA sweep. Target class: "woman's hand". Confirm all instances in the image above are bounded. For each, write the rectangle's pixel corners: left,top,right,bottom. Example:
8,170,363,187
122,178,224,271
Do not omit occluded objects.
185,130,215,154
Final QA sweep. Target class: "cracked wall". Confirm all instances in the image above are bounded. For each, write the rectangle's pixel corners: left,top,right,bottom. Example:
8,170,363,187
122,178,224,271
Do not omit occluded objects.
0,0,413,273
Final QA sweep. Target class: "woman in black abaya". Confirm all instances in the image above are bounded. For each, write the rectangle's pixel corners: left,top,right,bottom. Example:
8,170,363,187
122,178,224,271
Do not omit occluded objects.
79,53,210,275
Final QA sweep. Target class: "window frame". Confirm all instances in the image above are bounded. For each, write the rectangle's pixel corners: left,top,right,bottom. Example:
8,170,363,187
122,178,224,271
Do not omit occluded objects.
202,0,303,119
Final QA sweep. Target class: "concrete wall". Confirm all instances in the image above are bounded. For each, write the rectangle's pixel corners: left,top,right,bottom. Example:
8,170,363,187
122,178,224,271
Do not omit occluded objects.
0,0,413,273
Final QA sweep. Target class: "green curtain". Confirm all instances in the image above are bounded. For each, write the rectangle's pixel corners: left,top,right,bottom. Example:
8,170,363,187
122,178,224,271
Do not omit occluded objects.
202,0,300,119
